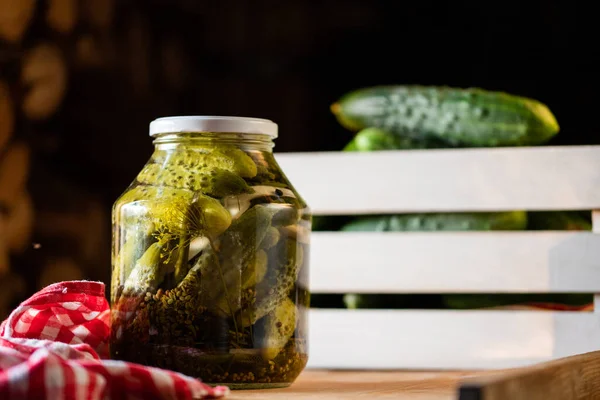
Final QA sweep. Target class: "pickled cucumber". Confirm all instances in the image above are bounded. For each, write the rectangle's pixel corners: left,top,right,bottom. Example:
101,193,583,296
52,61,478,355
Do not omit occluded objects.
155,194,232,238
259,298,297,360
116,185,232,237
237,238,303,328
137,144,256,196
213,146,259,178
260,227,280,249
202,204,277,316
272,205,299,227
112,222,156,303
241,250,268,290
137,164,252,197
120,242,166,299
150,145,258,178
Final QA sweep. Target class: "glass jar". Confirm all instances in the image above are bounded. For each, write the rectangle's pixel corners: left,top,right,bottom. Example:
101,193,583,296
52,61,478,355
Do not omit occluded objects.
110,116,311,389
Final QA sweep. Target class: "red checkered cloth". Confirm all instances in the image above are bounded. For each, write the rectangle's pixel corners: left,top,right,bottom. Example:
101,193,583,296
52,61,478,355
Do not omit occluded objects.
0,281,229,399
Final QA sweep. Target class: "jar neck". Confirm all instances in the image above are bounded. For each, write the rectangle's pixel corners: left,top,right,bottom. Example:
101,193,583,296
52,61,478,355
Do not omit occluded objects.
152,132,275,152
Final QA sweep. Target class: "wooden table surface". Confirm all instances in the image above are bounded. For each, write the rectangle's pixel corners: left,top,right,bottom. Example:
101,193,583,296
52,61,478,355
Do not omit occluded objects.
226,351,600,400
227,370,485,400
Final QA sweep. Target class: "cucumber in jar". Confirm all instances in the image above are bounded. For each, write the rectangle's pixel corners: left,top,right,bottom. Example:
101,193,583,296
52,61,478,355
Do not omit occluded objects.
237,237,304,328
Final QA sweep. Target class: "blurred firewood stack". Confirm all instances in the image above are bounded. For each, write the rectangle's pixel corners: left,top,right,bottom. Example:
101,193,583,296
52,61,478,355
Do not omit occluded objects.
1,0,249,319
0,0,118,318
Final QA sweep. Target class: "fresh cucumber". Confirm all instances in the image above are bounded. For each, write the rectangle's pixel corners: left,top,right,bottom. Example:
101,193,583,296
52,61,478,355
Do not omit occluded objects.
343,127,449,151
443,294,592,310
344,294,413,309
331,85,559,147
340,211,527,232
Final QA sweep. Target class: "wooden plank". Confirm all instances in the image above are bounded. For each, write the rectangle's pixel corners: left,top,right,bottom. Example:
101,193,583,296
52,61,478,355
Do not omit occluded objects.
306,309,600,370
458,350,600,400
310,231,600,293
274,146,600,214
228,370,478,400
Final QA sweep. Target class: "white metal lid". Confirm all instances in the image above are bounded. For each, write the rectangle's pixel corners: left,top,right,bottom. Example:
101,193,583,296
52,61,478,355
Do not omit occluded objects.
149,116,278,138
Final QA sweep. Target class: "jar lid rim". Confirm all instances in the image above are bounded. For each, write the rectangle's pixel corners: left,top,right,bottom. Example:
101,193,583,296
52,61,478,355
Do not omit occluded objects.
149,116,278,138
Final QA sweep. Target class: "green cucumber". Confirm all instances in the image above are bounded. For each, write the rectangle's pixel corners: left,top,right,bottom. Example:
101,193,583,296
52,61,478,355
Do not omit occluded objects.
443,294,592,310
203,204,276,317
340,211,527,232
258,297,297,360
260,227,280,249
237,238,303,328
344,294,413,309
343,127,449,151
331,85,559,147
120,241,166,299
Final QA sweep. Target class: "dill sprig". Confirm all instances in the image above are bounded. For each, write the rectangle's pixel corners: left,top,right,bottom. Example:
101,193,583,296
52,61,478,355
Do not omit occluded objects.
153,196,209,265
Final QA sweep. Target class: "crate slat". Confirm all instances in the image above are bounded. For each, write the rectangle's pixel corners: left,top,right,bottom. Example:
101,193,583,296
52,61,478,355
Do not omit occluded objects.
309,231,600,293
275,146,600,214
306,309,600,370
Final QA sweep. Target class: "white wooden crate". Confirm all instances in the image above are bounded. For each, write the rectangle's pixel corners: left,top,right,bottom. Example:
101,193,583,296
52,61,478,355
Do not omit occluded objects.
274,145,600,370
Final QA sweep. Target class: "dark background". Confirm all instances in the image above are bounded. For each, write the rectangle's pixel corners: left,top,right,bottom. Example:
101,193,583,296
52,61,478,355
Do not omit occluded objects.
64,0,597,203
65,0,598,201
1,0,597,314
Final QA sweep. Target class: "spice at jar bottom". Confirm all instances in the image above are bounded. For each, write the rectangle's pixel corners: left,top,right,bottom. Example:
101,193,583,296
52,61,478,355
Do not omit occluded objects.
110,116,311,389
111,338,308,389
